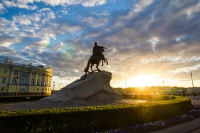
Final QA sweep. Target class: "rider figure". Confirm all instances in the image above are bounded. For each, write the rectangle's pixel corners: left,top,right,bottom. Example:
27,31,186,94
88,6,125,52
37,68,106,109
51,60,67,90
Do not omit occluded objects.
92,42,106,60
84,42,108,73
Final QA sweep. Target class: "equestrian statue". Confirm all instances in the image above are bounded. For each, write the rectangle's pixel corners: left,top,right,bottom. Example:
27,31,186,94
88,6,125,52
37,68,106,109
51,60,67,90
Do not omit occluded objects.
84,42,108,73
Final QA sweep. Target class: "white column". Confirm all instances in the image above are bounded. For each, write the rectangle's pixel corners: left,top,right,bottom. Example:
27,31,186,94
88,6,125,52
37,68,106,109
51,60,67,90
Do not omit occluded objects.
46,76,48,86
44,75,46,86
29,72,32,85
39,74,42,86
47,76,49,86
49,77,51,86
17,71,20,84
35,73,38,85
10,70,13,84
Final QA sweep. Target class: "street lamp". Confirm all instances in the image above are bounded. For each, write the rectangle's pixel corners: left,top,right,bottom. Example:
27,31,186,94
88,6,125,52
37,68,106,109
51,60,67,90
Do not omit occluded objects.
162,79,164,87
190,72,195,96
53,81,55,94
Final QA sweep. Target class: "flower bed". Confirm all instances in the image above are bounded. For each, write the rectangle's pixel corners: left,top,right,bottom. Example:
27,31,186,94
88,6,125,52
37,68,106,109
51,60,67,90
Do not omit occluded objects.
106,103,200,133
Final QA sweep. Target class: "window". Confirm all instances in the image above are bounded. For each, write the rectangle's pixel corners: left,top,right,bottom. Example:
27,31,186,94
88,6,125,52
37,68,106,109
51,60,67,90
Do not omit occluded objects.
2,78,6,83
1,87,4,91
12,78,17,84
37,88,39,91
19,88,26,91
19,77,27,85
4,69,7,73
31,79,34,85
21,72,27,77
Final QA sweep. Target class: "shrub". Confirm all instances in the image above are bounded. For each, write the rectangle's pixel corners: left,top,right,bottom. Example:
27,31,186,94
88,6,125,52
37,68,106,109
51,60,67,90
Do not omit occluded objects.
122,94,175,100
0,96,192,132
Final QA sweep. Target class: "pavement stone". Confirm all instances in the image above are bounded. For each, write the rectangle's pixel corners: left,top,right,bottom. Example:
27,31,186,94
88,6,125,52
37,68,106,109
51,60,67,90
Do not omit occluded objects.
150,117,200,133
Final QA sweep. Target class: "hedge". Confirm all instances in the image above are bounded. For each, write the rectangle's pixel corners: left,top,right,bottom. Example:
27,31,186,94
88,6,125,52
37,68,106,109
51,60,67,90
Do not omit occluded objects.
122,94,175,100
0,96,192,133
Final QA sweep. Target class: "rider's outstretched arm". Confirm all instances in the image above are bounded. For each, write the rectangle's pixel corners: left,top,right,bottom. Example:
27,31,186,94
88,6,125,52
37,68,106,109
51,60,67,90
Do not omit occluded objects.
98,46,107,49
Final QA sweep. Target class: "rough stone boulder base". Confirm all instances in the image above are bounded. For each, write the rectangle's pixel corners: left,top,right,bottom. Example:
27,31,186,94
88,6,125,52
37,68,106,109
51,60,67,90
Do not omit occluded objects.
36,71,122,106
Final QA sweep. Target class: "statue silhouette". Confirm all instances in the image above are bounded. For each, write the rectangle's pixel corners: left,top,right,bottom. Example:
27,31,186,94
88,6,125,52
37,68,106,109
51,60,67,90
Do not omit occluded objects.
84,42,108,73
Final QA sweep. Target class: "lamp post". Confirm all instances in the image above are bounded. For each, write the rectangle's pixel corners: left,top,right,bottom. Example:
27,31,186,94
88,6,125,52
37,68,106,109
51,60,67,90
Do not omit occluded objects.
190,72,195,96
162,79,164,87
53,81,55,94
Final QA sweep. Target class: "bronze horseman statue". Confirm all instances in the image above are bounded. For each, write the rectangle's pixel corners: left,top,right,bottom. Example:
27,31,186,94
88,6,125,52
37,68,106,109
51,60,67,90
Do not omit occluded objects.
84,42,108,73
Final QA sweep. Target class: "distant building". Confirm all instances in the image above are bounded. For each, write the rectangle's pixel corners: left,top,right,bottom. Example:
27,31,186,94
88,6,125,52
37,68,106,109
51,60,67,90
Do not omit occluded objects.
187,87,200,94
160,88,184,96
0,58,53,97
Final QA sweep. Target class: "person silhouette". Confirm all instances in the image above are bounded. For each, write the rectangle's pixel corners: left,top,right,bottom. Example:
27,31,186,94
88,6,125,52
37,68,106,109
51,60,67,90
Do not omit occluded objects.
92,42,106,56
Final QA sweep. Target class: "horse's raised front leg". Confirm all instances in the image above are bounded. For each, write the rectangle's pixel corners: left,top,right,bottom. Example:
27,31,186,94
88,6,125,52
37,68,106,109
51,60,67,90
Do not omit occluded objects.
102,60,104,66
106,59,108,65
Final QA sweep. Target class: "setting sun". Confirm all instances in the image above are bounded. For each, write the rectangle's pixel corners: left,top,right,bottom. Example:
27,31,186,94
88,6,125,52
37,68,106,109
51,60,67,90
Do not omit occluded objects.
127,75,162,87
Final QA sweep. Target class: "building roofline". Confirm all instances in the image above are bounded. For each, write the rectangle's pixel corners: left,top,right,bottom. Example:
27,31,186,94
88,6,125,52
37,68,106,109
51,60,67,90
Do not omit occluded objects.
0,60,52,71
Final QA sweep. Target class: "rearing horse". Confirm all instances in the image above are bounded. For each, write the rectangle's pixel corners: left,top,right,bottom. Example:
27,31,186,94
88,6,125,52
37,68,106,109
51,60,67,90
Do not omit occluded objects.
84,47,108,73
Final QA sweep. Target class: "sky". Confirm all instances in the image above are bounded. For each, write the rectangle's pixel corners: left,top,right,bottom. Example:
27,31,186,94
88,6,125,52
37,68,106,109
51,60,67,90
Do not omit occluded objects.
0,0,200,89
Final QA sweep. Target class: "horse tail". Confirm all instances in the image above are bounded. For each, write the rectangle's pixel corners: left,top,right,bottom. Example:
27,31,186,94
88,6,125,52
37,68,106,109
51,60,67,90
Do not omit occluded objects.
84,57,91,73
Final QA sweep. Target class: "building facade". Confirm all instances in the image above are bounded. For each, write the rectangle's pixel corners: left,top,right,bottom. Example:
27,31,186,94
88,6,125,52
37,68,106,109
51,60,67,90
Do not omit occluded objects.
187,87,200,95
0,58,53,97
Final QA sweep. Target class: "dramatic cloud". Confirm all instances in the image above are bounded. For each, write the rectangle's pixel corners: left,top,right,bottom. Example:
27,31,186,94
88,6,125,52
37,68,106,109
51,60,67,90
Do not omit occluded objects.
2,0,107,8
1,0,200,88
0,3,5,13
2,0,37,10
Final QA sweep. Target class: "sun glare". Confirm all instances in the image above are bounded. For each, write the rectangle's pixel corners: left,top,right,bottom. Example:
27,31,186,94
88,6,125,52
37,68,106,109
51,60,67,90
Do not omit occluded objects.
127,75,161,87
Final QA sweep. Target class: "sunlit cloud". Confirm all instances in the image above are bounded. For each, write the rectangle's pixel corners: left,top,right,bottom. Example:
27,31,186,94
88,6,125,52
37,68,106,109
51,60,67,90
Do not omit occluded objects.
127,74,161,87
1,0,200,87
59,42,77,58
45,38,50,47
170,65,200,74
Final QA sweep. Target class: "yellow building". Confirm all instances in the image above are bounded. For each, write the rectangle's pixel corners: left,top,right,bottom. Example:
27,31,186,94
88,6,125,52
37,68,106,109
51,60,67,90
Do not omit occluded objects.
0,58,53,97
